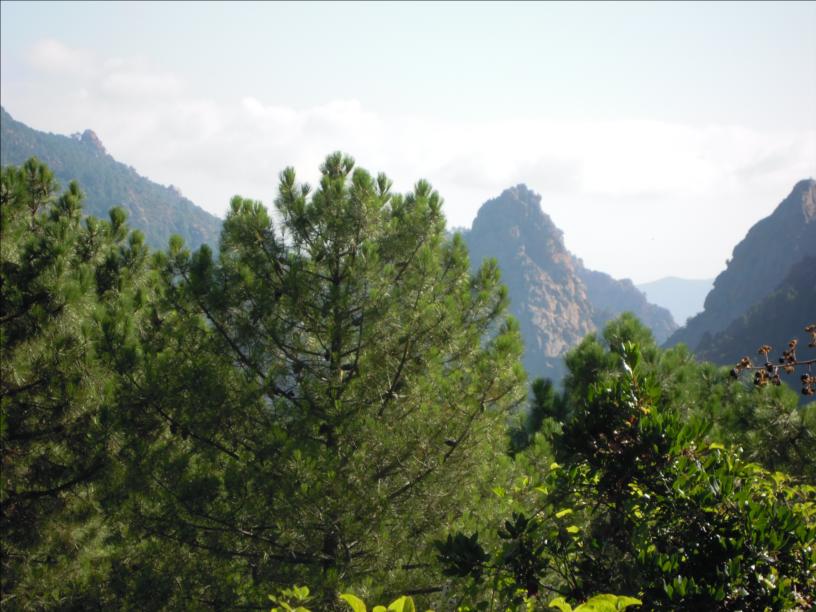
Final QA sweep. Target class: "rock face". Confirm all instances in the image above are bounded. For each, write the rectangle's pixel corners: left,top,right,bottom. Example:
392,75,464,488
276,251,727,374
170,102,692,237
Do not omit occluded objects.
464,185,676,382
695,256,815,385
75,129,107,155
1,107,222,252
666,179,816,351
578,267,676,344
465,185,594,381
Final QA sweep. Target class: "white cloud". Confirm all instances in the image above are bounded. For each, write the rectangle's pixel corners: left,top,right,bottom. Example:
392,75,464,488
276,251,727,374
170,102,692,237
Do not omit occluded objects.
27,38,94,75
4,38,815,283
100,71,183,98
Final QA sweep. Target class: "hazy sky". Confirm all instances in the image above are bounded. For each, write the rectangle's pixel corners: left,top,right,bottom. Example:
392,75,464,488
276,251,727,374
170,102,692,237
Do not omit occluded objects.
2,1,814,283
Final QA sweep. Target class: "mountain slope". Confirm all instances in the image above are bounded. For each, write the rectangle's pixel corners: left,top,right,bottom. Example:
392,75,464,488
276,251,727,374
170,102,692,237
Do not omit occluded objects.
1,107,222,251
695,255,815,370
464,185,595,381
666,179,816,351
637,277,714,326
463,184,676,381
578,267,676,344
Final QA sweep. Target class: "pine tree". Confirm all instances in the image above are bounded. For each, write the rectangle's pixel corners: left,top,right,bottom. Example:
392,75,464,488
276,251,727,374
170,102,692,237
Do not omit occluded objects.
110,153,526,606
1,158,150,604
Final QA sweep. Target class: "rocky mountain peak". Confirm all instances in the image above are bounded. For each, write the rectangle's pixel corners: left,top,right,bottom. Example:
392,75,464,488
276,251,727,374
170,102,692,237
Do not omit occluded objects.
790,178,815,222
79,129,107,155
473,184,565,250
465,185,676,382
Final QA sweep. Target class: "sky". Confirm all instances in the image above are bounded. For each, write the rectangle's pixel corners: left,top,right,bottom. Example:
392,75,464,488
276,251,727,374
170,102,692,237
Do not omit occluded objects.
1,1,814,284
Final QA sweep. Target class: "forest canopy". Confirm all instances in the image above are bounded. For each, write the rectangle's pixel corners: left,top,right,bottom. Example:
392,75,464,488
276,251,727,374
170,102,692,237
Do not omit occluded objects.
1,156,814,610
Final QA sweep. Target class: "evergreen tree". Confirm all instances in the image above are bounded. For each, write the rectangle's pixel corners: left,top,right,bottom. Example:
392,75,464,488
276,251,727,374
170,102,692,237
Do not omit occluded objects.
1,158,150,605
109,153,526,607
508,378,565,454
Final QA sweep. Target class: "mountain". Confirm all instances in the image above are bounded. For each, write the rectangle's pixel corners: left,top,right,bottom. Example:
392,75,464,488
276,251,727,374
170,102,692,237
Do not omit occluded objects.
666,179,816,351
578,267,677,344
637,277,714,326
464,185,594,381
463,184,676,381
695,256,815,378
1,107,222,251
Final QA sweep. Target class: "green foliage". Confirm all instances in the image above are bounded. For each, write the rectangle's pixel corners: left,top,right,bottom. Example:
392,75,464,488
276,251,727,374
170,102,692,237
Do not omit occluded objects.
651,342,816,481
271,586,639,612
269,587,426,612
338,593,368,612
270,585,313,612
107,153,526,607
1,158,150,606
435,533,490,581
438,318,816,610
561,315,816,480
3,155,812,611
1,108,222,250
339,592,420,612
549,594,642,611
509,378,565,455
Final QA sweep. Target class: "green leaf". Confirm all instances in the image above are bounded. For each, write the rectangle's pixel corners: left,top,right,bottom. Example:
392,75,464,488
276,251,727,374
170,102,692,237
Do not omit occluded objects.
387,596,416,612
339,593,367,612
555,508,573,518
549,597,573,612
611,595,642,610
292,586,310,600
566,525,581,534
575,594,642,611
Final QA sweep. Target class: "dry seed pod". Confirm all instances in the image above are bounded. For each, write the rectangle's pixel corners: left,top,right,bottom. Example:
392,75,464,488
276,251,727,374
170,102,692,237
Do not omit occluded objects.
731,326,814,400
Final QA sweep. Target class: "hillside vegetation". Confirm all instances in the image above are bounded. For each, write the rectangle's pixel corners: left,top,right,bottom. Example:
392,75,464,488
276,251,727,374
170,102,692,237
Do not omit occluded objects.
0,107,222,251
1,157,813,611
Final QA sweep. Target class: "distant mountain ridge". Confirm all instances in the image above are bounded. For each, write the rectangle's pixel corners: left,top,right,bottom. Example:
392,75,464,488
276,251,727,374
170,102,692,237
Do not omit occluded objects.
666,178,816,351
1,107,222,251
578,267,676,342
463,184,676,381
637,277,714,326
